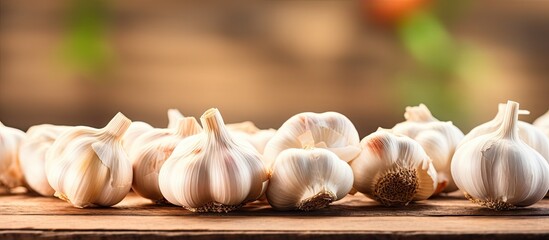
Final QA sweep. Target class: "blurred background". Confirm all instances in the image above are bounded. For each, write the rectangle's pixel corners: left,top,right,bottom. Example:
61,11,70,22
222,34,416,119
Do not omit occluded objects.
1,0,548,137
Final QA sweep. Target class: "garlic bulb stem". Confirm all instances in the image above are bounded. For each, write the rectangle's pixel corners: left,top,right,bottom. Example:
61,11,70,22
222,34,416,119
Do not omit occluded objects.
102,113,132,138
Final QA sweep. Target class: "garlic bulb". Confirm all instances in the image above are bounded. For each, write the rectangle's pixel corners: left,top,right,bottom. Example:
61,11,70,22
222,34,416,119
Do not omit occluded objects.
0,122,26,191
228,121,276,154
392,104,464,194
159,108,268,212
132,117,202,202
45,113,133,208
350,129,438,206
451,101,549,210
461,104,549,160
266,146,353,211
123,109,184,155
263,112,361,168
19,124,70,196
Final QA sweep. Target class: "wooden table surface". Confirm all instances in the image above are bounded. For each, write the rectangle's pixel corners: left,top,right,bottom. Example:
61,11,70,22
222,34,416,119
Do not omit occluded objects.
1,190,548,239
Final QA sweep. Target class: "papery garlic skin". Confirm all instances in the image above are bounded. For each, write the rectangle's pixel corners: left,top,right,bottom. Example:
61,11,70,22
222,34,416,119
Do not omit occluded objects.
45,113,133,208
166,109,184,129
132,117,202,202
451,101,549,210
264,112,361,168
19,124,70,196
228,121,276,154
159,108,268,212
0,122,26,191
392,104,464,194
461,104,549,161
351,129,437,206
266,148,353,211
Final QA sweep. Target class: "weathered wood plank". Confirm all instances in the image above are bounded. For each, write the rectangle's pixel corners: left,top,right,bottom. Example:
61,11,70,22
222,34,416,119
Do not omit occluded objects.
1,192,548,239
1,192,548,217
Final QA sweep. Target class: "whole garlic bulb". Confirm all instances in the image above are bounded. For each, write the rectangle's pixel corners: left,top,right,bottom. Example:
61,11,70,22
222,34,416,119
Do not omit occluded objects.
159,108,268,212
45,113,133,208
266,146,353,211
534,110,549,138
0,122,26,191
461,104,549,160
451,101,549,210
123,109,184,155
19,124,70,196
350,129,438,206
132,117,202,202
263,112,361,168
228,121,276,154
392,104,464,194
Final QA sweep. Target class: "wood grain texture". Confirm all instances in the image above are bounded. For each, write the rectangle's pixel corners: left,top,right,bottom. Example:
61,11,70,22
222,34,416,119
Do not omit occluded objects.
0,191,548,239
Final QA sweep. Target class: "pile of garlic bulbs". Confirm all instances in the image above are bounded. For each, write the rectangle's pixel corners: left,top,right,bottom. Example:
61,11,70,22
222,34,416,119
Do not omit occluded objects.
0,101,548,212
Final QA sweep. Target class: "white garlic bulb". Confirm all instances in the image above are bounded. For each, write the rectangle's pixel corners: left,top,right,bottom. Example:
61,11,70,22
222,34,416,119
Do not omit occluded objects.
392,104,464,194
0,122,26,191
534,110,549,138
264,112,361,168
45,113,133,208
350,129,438,206
159,108,268,212
461,104,549,160
122,109,184,155
266,146,353,211
132,117,202,202
19,124,70,196
228,121,276,154
451,101,549,210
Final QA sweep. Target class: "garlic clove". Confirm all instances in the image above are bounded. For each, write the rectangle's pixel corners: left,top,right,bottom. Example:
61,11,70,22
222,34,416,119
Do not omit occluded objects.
131,117,202,202
0,121,26,191
350,129,437,206
266,148,353,211
45,113,133,208
451,101,549,210
159,108,268,212
19,124,70,196
264,112,361,168
392,104,464,194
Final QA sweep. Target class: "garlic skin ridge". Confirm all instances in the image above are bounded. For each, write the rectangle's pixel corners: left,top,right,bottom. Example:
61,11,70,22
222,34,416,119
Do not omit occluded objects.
45,113,133,208
131,117,202,202
266,147,353,211
0,121,26,191
392,104,464,194
263,112,361,168
159,108,268,212
461,103,549,161
451,101,549,210
350,129,438,206
19,124,70,196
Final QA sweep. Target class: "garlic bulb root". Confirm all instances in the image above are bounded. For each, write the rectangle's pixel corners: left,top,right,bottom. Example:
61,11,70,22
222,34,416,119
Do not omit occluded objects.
351,129,437,206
